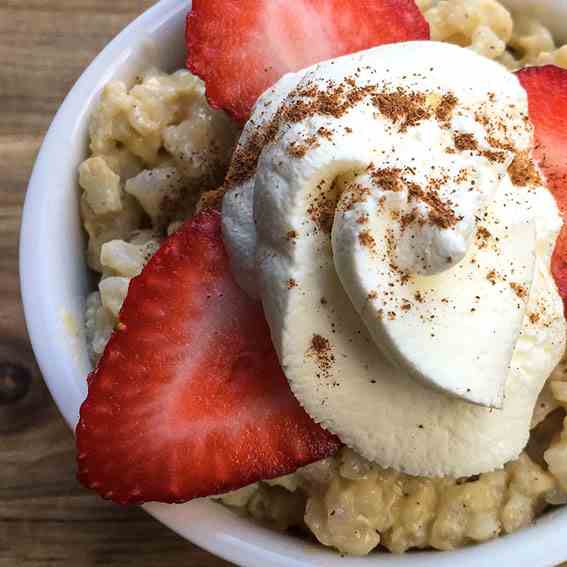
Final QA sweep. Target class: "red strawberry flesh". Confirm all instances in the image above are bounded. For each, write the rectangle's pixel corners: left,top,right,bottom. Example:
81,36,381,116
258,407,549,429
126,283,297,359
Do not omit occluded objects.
517,66,567,306
186,0,430,123
76,209,340,504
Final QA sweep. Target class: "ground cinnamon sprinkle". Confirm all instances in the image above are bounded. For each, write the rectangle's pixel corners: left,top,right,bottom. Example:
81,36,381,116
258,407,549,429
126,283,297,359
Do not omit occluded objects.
358,229,377,252
222,75,517,253
427,174,451,194
337,183,371,212
317,126,334,140
451,127,509,161
286,230,298,241
310,334,330,353
225,79,446,191
197,187,225,210
223,79,361,189
510,282,527,299
476,226,492,248
435,93,458,123
480,149,507,163
487,270,498,285
224,128,267,189
290,80,377,122
308,334,335,375
486,135,515,152
454,168,470,183
287,142,309,158
307,182,339,233
529,312,541,324
384,227,398,268
454,132,478,152
288,134,321,158
408,182,461,229
475,111,490,128
508,151,542,187
369,165,403,192
400,211,416,231
371,89,428,131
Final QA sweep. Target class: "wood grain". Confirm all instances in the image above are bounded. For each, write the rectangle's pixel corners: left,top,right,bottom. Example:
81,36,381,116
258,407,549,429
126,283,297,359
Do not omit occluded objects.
0,1,230,565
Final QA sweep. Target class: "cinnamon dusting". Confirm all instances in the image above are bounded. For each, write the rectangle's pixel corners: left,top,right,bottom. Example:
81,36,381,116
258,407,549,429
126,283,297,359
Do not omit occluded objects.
529,312,540,324
476,226,492,249
369,165,403,192
224,80,459,191
337,183,371,213
435,93,458,123
371,89,428,131
510,282,527,299
307,182,339,233
454,133,478,152
508,151,542,187
308,334,335,376
486,270,498,285
408,182,461,229
358,229,377,252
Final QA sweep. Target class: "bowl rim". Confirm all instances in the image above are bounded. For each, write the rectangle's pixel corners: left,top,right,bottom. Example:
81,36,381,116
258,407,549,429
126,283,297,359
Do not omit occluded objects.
19,0,567,565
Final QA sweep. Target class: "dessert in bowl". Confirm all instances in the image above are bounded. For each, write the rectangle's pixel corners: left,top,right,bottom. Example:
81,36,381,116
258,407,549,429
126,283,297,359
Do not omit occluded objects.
20,0,567,564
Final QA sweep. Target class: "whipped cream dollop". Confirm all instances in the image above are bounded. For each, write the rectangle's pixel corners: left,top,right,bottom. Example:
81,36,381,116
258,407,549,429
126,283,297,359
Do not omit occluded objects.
222,42,566,476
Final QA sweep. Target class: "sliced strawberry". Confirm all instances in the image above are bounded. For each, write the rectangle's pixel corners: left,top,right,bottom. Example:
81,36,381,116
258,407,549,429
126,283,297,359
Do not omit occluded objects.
76,209,340,504
553,228,567,304
517,66,567,212
186,0,430,123
517,66,567,305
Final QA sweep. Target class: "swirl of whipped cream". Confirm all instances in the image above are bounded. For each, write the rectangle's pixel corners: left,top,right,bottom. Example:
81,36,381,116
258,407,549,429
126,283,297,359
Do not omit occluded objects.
222,42,566,476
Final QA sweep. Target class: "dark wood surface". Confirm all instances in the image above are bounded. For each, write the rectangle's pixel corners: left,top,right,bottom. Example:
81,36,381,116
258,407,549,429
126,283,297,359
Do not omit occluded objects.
0,1,230,565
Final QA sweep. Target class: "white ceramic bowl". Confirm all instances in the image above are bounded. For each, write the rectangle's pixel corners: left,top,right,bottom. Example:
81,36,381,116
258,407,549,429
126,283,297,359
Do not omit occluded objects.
19,0,567,565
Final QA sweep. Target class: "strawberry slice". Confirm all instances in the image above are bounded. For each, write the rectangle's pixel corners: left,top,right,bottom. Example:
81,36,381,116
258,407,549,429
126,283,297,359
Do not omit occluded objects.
186,0,430,123
517,66,567,212
553,226,567,305
517,66,567,305
76,209,340,504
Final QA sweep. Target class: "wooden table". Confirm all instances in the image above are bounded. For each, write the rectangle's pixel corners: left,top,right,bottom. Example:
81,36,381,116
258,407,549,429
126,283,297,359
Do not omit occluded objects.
0,1,230,565
2,1,566,566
